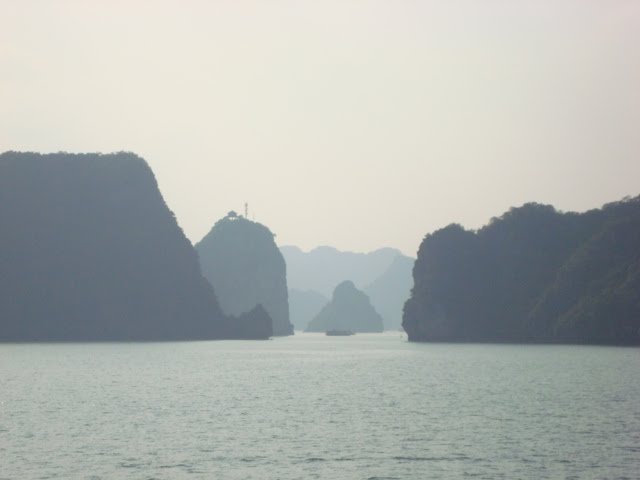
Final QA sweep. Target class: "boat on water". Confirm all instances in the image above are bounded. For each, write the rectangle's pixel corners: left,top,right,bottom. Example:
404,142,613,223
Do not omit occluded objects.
325,329,355,336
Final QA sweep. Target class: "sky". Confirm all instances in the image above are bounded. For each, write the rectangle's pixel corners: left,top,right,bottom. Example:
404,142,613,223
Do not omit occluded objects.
1,0,639,256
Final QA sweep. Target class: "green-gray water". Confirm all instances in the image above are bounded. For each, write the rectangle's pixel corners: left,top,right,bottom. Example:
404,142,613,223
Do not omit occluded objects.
1,333,638,479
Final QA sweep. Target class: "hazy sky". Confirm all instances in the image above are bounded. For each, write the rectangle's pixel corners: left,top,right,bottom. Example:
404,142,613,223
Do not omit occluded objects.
1,0,639,255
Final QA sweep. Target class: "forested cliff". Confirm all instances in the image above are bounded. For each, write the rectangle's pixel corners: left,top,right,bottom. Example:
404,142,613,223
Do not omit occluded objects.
403,197,640,344
0,152,270,340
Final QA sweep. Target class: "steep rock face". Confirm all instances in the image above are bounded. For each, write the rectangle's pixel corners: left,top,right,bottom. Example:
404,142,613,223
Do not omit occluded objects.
288,289,328,331
0,152,264,340
364,255,414,330
528,203,640,344
196,214,293,336
403,197,640,344
306,281,384,332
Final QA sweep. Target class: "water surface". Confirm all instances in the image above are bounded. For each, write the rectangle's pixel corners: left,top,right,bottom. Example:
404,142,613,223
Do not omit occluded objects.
1,333,638,479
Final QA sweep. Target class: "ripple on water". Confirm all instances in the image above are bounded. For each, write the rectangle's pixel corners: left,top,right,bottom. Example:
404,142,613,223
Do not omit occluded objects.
0,335,638,479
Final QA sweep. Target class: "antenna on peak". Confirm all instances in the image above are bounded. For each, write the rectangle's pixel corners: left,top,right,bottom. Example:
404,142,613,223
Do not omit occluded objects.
244,202,248,219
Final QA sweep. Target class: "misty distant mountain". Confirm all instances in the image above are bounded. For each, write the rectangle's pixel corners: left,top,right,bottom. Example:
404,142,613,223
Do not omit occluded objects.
306,281,384,333
404,196,640,345
196,213,293,336
364,255,415,330
281,245,413,330
288,289,328,331
0,151,270,341
280,245,403,297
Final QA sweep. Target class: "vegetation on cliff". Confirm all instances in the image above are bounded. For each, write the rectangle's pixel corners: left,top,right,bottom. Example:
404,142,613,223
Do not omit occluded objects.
403,197,640,344
0,151,268,340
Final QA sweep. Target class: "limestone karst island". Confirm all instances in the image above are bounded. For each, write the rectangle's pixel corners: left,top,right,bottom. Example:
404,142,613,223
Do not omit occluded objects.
0,151,639,345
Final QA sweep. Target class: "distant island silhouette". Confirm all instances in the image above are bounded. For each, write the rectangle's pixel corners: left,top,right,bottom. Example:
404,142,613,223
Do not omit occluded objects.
196,212,293,336
281,245,413,330
288,289,328,331
306,280,384,333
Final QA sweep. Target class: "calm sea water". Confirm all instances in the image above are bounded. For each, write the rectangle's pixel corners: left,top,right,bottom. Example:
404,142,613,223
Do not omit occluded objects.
1,333,639,479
